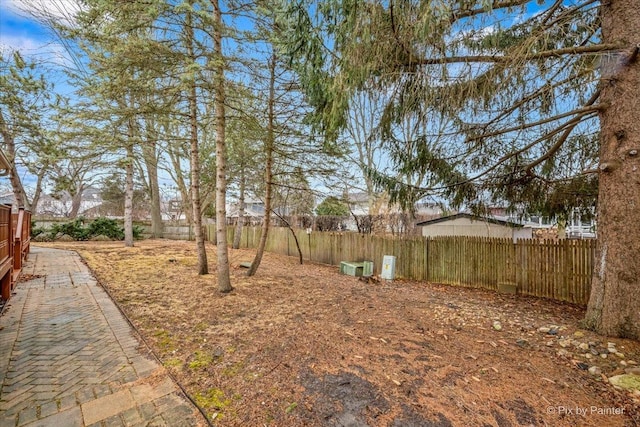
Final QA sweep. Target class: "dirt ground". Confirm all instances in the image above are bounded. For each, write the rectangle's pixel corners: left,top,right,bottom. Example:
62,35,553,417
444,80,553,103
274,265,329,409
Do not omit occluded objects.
40,240,640,426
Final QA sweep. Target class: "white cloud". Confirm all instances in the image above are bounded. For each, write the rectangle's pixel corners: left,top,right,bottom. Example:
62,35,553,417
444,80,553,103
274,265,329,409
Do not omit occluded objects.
0,34,42,52
5,0,82,26
0,34,74,69
0,1,82,68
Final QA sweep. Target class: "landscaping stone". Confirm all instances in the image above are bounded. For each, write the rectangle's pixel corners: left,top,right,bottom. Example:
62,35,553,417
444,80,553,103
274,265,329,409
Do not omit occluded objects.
609,374,640,392
588,366,601,376
625,367,640,376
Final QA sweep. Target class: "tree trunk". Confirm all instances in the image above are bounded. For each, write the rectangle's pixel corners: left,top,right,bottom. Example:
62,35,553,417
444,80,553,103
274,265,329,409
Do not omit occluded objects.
212,0,232,292
29,166,47,214
143,136,163,238
585,0,640,339
124,143,134,247
0,110,28,209
69,187,83,218
248,53,276,277
232,168,245,249
186,7,208,275
274,210,303,265
167,145,192,222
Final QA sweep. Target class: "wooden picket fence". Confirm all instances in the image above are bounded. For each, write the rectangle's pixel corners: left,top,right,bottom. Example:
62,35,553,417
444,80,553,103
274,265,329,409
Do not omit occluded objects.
221,226,596,306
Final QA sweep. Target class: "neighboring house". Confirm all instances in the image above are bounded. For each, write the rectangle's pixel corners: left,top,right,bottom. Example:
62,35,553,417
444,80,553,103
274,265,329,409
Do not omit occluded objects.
343,192,448,233
566,209,596,239
0,150,10,177
37,188,103,218
226,199,312,226
416,213,533,242
493,208,596,239
161,198,188,221
227,199,266,226
0,191,15,207
345,192,371,216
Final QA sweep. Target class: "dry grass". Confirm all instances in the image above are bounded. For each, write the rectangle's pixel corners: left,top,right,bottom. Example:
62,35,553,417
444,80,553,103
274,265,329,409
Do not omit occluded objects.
38,240,640,426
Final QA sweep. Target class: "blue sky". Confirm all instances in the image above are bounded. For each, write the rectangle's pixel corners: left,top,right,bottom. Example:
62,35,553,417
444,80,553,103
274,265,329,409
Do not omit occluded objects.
1,1,54,57
0,0,80,96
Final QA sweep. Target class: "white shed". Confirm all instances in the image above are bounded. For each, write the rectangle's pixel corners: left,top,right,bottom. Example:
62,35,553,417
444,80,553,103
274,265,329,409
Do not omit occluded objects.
416,213,532,242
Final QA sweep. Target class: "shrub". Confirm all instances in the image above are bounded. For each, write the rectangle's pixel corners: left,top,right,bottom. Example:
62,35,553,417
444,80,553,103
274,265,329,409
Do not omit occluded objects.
48,218,91,241
34,217,143,241
132,225,144,240
31,219,46,239
87,217,124,240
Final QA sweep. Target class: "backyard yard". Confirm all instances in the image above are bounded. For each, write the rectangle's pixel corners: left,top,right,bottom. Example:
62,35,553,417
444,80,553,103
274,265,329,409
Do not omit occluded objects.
41,240,639,426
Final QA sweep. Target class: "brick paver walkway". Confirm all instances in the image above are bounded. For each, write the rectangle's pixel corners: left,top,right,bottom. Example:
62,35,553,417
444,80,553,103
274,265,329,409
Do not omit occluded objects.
0,247,206,427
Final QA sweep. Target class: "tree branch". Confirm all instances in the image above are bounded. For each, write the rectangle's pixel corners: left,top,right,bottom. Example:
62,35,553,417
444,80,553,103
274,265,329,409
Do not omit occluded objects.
412,44,621,66
450,0,530,23
465,104,602,142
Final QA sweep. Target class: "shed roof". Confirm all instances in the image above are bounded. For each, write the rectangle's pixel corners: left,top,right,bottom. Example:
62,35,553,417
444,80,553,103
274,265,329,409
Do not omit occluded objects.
415,213,523,228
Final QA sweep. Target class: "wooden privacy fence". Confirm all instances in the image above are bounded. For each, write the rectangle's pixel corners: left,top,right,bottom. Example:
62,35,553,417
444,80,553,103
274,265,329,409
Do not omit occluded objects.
223,226,596,306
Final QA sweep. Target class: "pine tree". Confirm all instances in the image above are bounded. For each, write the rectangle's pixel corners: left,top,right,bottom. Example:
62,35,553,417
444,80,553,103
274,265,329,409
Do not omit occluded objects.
281,0,640,338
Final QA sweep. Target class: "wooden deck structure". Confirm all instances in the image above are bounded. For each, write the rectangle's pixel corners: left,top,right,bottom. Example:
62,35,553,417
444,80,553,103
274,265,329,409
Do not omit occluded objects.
0,206,31,302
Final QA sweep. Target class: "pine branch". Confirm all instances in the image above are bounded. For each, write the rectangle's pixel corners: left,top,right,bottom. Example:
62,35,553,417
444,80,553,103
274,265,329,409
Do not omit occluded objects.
465,104,602,142
450,0,530,23
411,44,621,66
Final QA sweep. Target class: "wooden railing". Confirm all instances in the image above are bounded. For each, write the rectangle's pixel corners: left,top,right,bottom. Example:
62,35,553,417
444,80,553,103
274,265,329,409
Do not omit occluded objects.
1,207,32,303
11,208,31,278
0,205,14,301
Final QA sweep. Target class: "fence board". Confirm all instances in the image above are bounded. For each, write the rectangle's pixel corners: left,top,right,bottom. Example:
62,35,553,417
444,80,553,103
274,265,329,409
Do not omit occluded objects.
220,226,595,306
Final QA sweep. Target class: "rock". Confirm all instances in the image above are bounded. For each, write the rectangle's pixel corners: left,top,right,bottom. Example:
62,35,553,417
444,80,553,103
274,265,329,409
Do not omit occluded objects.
557,349,572,357
573,331,585,338
615,352,625,359
620,361,628,367
538,327,551,333
608,374,640,392
548,329,558,336
91,234,113,241
588,366,601,376
625,367,640,376
601,353,608,359
492,321,502,331
578,343,589,351
546,340,554,347
558,340,571,348
628,360,638,365
576,362,589,370
590,348,600,356
516,339,528,348
584,353,593,359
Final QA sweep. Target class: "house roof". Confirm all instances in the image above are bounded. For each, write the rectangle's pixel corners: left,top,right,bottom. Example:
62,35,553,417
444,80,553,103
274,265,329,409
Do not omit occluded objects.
346,192,370,204
0,149,11,176
415,213,524,228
